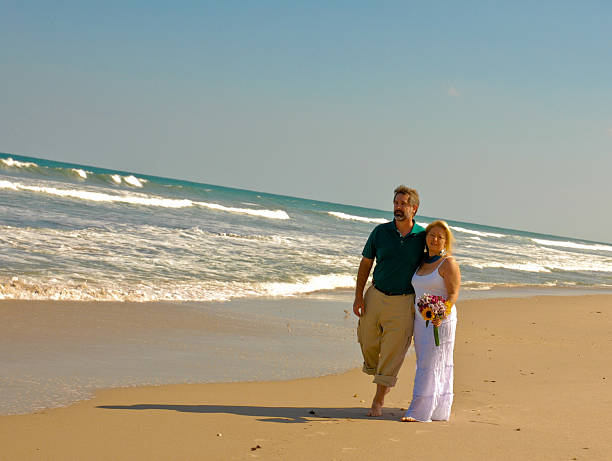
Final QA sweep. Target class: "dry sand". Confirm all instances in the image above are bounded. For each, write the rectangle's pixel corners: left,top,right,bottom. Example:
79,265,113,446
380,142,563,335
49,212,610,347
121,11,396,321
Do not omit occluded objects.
1,295,612,460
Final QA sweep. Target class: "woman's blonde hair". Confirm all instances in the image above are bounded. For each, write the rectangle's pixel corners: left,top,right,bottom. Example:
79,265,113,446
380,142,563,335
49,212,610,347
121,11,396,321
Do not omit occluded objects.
426,220,454,255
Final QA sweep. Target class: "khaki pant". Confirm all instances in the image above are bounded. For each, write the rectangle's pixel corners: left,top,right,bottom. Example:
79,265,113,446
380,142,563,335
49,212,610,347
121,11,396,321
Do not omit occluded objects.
357,286,414,387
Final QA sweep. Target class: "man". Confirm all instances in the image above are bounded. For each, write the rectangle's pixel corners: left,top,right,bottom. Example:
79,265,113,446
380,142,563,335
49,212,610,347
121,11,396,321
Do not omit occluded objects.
353,185,425,417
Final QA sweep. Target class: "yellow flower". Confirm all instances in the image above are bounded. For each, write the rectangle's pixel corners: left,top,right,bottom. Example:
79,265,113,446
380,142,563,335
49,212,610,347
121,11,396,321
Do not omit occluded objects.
444,300,453,316
420,306,433,322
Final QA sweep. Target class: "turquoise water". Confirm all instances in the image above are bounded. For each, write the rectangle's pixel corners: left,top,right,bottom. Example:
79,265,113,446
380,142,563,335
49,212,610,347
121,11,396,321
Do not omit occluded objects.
1,151,611,302
2,151,612,416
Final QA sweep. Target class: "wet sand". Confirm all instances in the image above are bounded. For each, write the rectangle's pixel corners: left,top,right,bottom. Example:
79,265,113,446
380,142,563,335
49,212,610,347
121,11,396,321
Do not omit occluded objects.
1,295,612,460
0,297,359,415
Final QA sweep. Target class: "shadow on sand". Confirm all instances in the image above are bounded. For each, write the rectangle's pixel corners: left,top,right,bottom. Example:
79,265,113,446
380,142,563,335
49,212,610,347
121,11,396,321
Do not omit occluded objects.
97,404,404,423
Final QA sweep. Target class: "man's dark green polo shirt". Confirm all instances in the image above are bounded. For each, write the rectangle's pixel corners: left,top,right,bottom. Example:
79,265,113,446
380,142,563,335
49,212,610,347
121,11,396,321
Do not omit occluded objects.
362,220,426,295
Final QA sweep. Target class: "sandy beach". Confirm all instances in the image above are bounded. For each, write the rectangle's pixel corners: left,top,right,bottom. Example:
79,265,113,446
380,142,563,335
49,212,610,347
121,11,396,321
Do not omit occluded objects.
1,294,611,460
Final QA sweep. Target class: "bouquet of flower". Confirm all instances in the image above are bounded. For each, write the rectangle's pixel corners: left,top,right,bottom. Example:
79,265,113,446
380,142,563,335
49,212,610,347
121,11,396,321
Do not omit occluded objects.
416,293,452,346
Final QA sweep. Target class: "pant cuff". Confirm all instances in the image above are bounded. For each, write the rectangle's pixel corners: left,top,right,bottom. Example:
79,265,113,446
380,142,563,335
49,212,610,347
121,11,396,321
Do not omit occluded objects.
362,364,376,376
373,374,398,387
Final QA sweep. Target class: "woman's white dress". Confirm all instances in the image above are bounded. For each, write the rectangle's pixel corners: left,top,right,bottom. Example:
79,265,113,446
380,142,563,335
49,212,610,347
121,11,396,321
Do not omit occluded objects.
404,258,457,422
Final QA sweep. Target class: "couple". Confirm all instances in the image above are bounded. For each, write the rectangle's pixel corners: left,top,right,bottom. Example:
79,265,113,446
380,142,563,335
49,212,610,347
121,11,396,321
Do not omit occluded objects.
353,185,461,422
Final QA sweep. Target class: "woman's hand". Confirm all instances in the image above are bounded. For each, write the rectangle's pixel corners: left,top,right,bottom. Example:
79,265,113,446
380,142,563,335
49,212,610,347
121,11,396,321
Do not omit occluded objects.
432,317,442,327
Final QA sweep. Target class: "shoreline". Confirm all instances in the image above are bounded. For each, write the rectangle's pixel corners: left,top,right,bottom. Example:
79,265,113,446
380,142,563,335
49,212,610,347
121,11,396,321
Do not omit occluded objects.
1,294,611,459
0,295,361,416
2,286,612,416
2,282,612,304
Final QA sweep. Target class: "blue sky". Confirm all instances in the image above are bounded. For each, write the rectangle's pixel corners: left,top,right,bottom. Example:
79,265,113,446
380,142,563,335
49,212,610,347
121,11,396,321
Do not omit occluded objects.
2,1,611,242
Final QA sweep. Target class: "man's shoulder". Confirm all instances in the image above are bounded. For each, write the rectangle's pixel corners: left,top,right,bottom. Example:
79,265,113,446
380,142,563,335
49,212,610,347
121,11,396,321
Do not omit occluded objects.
412,221,426,234
371,220,395,234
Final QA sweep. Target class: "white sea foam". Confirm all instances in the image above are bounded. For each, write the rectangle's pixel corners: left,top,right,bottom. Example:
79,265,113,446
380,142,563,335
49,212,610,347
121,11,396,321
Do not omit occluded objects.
1,157,37,168
451,226,505,238
4,154,612,301
328,211,387,224
460,281,585,291
105,173,145,186
215,232,293,245
461,281,493,290
0,180,290,219
0,180,18,190
198,201,290,220
0,279,222,302
532,238,612,253
0,273,356,302
466,258,612,273
0,179,193,208
258,274,356,297
468,261,552,273
71,168,88,179
548,262,612,273
123,175,146,187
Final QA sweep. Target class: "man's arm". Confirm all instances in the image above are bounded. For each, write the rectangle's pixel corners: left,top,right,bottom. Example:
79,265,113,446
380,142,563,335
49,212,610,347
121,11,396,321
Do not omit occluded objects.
353,257,374,317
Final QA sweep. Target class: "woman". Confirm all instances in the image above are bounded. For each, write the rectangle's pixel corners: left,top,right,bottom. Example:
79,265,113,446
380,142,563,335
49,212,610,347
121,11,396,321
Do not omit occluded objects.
402,220,461,422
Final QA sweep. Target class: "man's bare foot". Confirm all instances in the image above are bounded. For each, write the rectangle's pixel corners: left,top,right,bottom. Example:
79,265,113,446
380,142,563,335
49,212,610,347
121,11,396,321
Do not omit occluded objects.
401,416,418,422
367,401,383,417
366,384,390,416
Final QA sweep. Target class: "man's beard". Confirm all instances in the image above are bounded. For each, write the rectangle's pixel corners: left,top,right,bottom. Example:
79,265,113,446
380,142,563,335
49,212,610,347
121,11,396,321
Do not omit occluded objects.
394,211,406,221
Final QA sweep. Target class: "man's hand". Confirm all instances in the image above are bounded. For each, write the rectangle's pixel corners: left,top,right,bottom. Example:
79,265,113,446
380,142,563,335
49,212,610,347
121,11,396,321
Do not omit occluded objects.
353,257,373,318
353,296,365,317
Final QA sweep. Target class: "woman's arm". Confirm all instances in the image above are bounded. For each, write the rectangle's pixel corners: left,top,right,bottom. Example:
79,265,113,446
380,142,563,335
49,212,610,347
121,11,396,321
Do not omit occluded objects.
440,256,461,306
431,257,460,327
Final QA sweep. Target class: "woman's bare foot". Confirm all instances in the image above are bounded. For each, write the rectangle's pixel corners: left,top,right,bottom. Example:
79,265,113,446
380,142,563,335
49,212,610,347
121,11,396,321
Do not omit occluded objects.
401,416,418,422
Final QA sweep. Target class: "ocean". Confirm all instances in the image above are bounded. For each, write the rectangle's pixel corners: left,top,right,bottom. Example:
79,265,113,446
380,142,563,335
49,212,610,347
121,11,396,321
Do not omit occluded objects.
2,151,612,415
1,152,611,302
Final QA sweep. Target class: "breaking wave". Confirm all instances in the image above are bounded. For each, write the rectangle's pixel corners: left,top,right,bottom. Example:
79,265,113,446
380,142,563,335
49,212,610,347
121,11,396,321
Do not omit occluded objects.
1,157,38,168
451,226,506,238
198,202,290,220
328,211,387,224
532,238,612,253
0,180,289,219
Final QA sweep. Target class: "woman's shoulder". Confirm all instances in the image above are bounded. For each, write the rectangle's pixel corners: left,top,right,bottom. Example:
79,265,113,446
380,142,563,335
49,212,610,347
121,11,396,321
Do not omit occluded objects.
439,255,460,273
444,255,457,264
